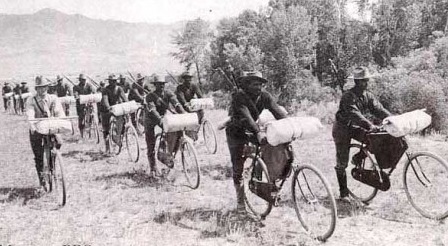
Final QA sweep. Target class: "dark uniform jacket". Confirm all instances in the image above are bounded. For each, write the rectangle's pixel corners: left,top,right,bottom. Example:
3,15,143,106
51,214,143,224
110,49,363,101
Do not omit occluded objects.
55,82,73,97
2,85,12,94
20,85,29,94
335,88,391,130
175,83,203,107
118,80,131,94
101,85,127,112
228,89,287,134
129,82,148,103
73,82,95,96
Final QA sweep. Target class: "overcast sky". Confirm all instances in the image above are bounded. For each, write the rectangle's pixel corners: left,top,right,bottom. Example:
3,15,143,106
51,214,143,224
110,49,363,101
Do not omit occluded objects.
0,0,273,24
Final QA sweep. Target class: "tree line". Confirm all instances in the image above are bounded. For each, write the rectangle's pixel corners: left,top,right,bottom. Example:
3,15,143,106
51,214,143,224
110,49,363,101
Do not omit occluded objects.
172,0,448,131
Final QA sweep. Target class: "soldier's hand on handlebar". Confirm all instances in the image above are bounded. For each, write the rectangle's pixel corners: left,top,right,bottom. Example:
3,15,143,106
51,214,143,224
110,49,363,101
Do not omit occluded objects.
369,125,381,133
256,132,267,145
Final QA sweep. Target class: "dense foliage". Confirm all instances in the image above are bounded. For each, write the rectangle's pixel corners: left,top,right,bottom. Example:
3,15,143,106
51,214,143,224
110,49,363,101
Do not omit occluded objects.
173,0,448,131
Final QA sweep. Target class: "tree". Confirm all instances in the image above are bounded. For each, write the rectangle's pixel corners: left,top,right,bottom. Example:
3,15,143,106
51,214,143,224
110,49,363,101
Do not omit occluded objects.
171,18,213,87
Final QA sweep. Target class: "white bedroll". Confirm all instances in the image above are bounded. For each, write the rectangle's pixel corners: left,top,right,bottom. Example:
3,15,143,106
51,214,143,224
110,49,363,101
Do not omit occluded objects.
79,93,102,104
31,118,74,135
14,92,32,100
382,109,431,137
162,113,199,133
189,98,215,111
257,106,288,128
110,100,141,116
265,116,323,146
4,92,13,99
58,96,75,105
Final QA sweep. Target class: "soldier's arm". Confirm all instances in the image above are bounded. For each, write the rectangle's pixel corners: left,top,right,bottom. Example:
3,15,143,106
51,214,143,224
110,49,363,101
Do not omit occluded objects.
194,84,203,98
369,92,392,119
169,91,186,113
265,92,287,120
340,93,374,130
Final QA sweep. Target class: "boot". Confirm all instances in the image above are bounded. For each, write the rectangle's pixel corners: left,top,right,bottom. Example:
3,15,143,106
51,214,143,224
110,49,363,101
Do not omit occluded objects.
234,183,246,213
335,168,349,200
149,155,162,177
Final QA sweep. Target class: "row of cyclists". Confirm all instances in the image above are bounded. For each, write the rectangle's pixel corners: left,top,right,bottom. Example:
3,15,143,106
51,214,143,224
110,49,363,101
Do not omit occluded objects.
22,71,204,189
1,81,30,114
5,66,448,241
6,66,396,208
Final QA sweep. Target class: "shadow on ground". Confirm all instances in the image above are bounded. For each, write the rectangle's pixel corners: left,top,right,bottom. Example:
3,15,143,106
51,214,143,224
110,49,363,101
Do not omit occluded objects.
63,150,108,162
0,187,43,205
154,208,264,239
93,170,171,188
200,164,232,181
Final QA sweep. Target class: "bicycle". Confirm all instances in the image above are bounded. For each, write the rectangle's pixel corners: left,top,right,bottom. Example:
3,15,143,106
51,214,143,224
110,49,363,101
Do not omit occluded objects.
154,125,201,189
347,129,448,220
81,103,100,144
109,113,140,163
241,132,337,241
30,118,71,207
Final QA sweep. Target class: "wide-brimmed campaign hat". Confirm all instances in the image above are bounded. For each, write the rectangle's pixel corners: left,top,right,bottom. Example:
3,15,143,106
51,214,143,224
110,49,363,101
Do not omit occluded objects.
136,73,144,81
180,71,193,78
107,74,118,81
150,75,167,84
348,66,372,80
239,71,268,84
56,75,63,81
35,76,51,87
78,74,87,80
21,82,27,84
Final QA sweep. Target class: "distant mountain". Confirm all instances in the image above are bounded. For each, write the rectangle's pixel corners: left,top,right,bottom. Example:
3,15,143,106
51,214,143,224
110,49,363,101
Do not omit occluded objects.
0,8,186,80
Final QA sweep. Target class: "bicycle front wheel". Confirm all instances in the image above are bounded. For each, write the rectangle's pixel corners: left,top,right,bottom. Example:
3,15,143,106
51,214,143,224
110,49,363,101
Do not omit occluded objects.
109,118,122,155
181,137,200,189
403,151,448,220
242,155,273,219
291,164,337,242
202,119,217,154
347,143,378,203
125,125,140,163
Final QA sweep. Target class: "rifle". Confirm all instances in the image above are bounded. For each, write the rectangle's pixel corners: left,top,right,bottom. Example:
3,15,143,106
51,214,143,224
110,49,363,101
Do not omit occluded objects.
127,71,136,82
86,75,100,88
61,75,76,87
166,70,179,84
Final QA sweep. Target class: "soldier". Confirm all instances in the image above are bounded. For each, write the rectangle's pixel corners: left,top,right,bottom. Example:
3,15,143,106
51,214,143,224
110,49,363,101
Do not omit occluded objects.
12,83,21,114
144,75,185,177
175,71,204,123
226,71,287,213
2,82,13,111
118,74,131,96
332,67,391,201
100,74,128,153
54,75,73,116
73,74,96,137
26,76,65,188
19,82,29,113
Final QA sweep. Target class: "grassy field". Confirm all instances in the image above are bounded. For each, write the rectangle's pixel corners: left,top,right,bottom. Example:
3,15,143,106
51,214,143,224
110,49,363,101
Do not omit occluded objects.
0,109,447,246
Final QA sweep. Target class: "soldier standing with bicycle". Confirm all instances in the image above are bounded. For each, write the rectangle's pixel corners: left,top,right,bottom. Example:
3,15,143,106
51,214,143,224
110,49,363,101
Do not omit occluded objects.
143,75,185,177
333,67,391,201
26,76,65,189
73,74,96,138
100,74,128,154
2,82,12,112
54,75,73,116
226,71,287,213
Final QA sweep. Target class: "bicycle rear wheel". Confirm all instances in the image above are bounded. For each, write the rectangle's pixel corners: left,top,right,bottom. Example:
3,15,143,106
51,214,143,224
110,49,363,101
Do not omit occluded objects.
181,137,200,189
125,125,140,163
135,107,145,135
242,155,273,219
109,118,122,155
202,119,217,154
347,143,378,203
291,164,337,241
403,151,448,220
86,113,100,144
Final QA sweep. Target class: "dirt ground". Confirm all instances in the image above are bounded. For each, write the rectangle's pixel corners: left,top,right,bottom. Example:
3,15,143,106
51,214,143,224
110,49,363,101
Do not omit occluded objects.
0,109,447,246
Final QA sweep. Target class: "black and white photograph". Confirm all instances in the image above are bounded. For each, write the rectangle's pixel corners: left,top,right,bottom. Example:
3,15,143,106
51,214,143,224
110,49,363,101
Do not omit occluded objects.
0,0,448,245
